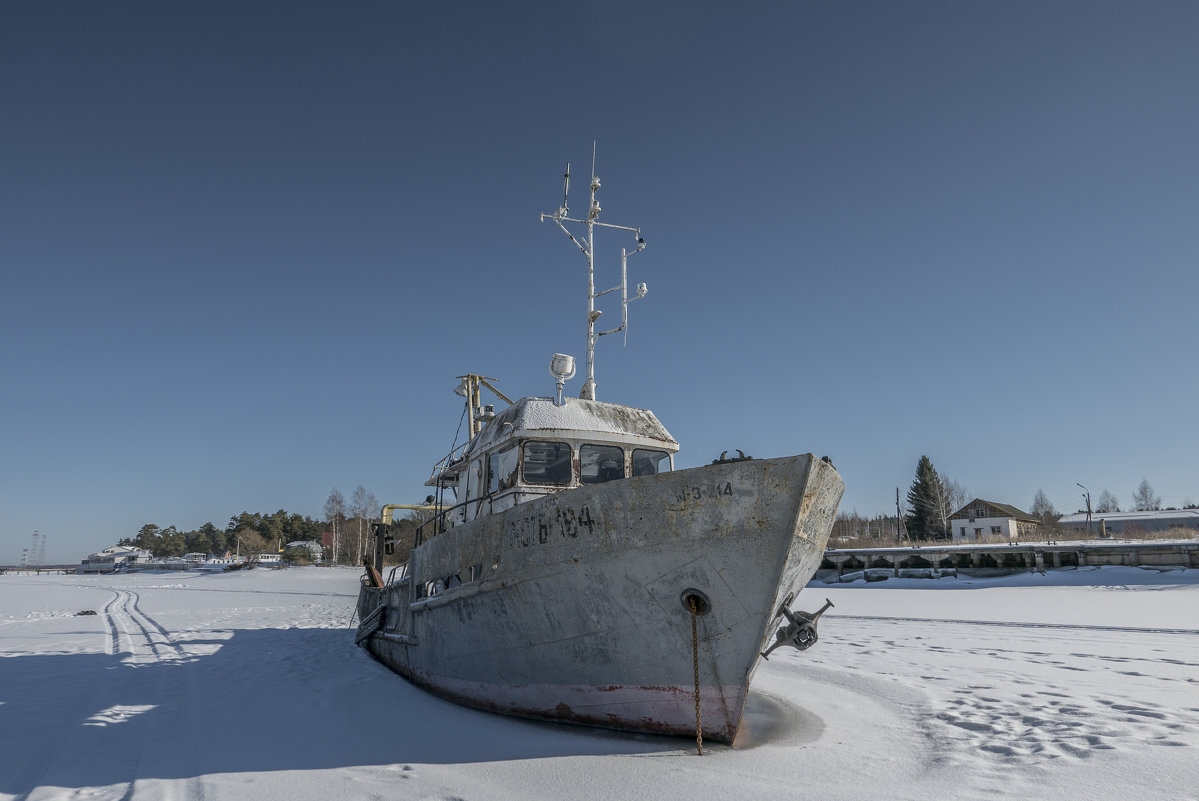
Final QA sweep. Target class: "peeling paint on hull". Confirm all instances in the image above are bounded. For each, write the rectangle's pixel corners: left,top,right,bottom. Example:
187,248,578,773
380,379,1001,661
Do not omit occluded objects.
358,454,843,743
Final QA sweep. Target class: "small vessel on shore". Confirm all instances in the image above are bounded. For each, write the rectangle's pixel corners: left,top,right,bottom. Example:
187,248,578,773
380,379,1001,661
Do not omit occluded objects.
79,545,154,574
356,156,843,743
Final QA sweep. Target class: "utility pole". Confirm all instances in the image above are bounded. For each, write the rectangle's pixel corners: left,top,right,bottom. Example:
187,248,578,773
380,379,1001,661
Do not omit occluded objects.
895,488,907,542
1077,483,1092,536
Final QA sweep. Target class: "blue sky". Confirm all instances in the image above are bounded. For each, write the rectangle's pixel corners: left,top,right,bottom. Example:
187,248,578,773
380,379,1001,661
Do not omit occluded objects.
3,2,1197,563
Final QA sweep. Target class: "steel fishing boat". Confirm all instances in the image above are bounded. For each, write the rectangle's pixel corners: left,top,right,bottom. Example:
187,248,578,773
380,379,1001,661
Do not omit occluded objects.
356,155,843,744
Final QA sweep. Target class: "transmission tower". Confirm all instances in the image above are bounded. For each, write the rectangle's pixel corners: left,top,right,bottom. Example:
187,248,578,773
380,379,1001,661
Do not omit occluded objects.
37,532,46,566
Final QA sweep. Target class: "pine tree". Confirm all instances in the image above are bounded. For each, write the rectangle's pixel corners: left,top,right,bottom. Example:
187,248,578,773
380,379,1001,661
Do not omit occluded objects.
905,455,949,540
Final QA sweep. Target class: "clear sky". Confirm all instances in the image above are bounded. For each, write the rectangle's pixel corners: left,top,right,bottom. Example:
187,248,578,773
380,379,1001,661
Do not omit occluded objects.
3,2,1197,564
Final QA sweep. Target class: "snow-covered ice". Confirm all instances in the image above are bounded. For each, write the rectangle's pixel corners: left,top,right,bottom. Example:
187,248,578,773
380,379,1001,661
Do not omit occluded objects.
2,565,1196,801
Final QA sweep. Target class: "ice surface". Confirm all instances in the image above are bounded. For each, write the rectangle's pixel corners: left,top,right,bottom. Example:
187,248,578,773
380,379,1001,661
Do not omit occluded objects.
1,566,1196,801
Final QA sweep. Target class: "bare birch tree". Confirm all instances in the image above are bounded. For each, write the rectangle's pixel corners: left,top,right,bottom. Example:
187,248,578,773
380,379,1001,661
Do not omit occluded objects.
323,487,346,565
932,475,969,534
350,484,379,565
1031,489,1060,524
1132,479,1161,511
1095,489,1121,513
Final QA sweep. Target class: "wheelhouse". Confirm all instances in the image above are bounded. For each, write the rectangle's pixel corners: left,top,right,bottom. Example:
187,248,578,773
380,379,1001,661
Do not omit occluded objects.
425,396,679,528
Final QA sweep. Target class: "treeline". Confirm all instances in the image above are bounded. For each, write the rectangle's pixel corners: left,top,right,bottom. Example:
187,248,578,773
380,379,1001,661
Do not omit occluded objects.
322,485,435,567
837,454,969,543
118,510,324,558
1076,480,1196,514
831,512,907,544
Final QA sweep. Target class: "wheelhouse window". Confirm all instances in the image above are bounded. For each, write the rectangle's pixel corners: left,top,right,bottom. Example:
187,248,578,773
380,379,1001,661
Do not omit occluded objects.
632,449,671,477
580,444,624,484
487,446,518,494
522,441,572,485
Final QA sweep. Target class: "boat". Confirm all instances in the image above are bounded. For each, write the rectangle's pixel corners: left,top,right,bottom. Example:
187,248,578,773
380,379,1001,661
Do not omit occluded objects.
79,545,154,574
356,155,844,744
193,552,246,572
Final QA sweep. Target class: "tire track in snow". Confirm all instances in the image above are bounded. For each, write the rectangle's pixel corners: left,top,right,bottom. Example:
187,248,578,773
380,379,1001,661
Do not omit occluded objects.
7,588,123,801
105,589,187,663
101,590,122,656
124,590,187,662
13,590,182,801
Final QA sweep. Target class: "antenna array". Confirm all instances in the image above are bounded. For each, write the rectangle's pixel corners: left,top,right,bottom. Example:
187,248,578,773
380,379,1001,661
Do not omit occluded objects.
539,144,648,401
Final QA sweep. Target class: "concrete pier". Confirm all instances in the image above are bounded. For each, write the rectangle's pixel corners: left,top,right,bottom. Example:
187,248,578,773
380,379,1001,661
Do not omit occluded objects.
822,540,1199,579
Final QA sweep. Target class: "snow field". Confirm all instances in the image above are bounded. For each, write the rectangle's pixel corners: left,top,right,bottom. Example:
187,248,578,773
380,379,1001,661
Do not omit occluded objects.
1,566,1196,801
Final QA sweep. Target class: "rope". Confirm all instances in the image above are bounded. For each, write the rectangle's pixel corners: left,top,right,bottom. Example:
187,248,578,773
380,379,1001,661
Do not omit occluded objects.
690,595,703,756
437,405,469,516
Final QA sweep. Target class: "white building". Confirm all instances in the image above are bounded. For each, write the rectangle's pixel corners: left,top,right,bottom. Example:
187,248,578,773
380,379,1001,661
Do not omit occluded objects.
949,499,1040,542
1059,508,1199,535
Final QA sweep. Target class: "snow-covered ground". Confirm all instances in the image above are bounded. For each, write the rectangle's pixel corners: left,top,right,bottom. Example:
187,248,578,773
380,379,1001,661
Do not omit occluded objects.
2,566,1196,801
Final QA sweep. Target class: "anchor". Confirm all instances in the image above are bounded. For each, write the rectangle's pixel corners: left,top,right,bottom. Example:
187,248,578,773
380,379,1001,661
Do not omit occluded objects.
760,598,834,659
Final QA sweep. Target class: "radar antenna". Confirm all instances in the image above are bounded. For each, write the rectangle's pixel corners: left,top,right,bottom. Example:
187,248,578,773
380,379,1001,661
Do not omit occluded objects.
539,143,648,401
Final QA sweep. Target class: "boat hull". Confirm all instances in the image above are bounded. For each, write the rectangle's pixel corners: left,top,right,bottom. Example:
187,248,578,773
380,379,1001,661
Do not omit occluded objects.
357,453,842,743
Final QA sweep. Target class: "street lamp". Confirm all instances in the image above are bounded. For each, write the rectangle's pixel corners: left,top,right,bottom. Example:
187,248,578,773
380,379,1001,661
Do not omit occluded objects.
1077,483,1092,537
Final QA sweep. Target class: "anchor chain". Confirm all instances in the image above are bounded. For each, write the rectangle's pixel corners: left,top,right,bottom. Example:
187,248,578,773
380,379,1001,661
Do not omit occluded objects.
689,595,703,756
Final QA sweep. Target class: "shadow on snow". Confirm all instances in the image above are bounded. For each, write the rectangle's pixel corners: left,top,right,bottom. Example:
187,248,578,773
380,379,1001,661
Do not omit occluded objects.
0,627,679,795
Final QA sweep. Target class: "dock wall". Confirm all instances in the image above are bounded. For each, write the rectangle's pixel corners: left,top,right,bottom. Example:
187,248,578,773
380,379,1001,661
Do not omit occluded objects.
821,540,1199,578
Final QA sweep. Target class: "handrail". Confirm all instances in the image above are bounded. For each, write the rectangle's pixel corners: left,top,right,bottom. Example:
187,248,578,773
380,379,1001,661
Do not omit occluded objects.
416,494,487,544
427,441,471,484
386,563,408,584
416,490,531,545
414,486,565,545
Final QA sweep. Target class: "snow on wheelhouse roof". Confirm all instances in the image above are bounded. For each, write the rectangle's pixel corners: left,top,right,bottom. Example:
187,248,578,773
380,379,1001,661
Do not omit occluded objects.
466,396,678,456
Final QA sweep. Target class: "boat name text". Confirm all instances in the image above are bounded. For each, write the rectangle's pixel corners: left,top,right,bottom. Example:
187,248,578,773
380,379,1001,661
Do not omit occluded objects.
675,482,735,503
508,506,596,548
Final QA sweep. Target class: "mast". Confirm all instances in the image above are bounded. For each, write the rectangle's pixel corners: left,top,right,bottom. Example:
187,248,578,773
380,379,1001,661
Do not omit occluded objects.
540,143,646,401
